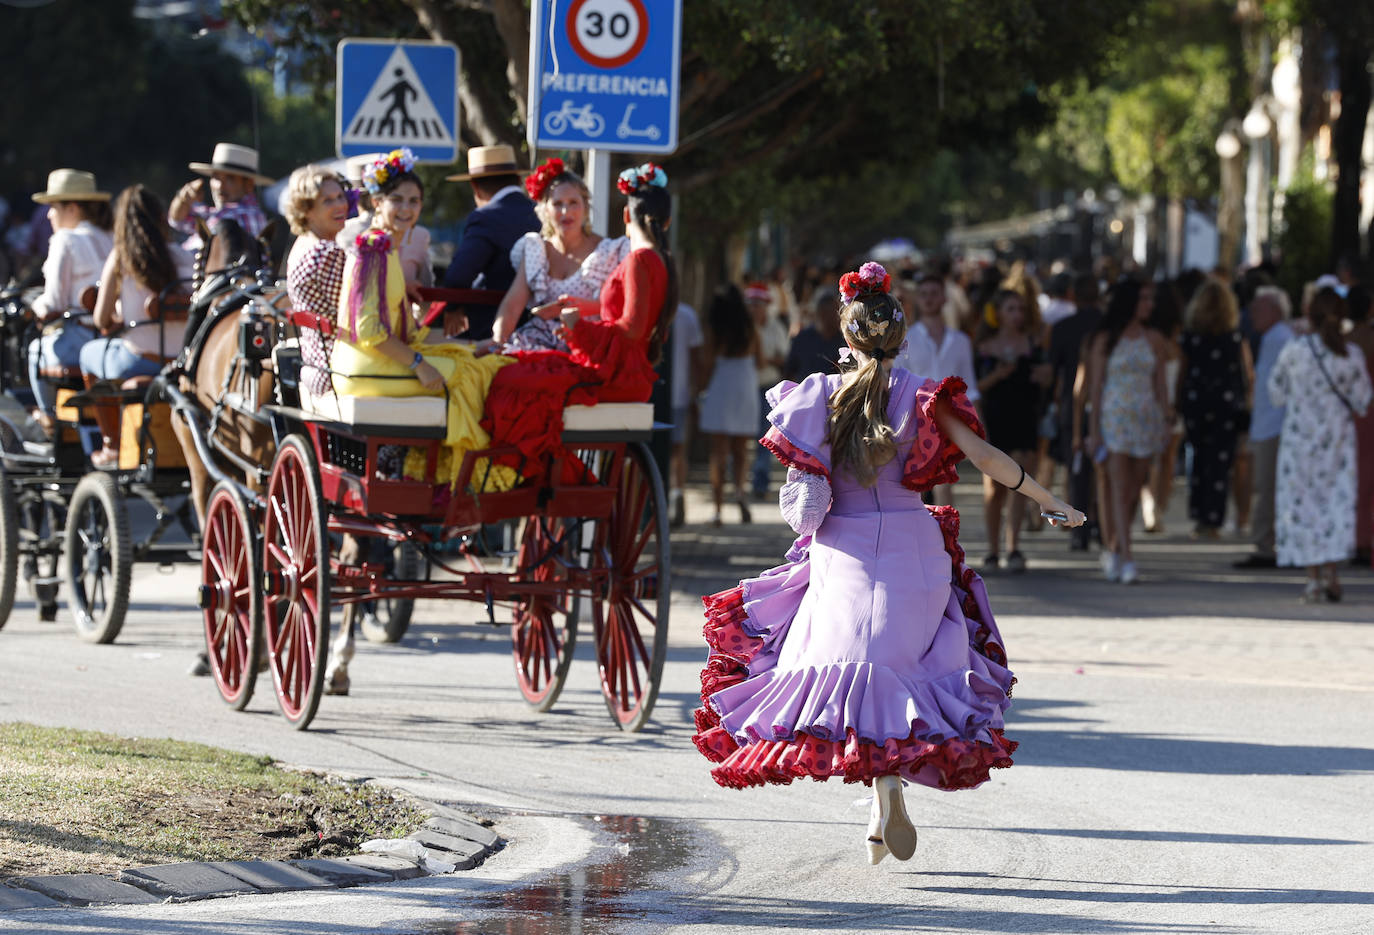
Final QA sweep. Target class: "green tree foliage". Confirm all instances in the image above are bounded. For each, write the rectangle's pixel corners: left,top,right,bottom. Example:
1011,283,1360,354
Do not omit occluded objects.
1274,167,1333,302
1104,45,1232,198
0,0,257,201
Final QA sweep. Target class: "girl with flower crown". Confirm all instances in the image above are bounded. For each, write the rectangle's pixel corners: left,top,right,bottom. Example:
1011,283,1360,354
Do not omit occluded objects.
485,157,629,354
481,163,677,475
330,149,515,490
693,262,1084,865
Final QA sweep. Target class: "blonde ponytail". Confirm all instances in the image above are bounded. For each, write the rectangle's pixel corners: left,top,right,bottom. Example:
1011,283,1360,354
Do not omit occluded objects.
827,290,907,487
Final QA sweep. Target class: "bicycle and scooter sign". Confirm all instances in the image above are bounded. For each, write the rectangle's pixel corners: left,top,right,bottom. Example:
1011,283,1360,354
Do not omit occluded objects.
527,0,682,154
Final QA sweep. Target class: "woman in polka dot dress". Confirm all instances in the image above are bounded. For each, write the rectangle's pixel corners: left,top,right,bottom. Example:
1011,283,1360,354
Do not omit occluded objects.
692,264,1085,866
1178,278,1253,537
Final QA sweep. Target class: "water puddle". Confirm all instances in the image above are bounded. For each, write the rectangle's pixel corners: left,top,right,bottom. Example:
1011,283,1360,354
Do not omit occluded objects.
419,815,697,935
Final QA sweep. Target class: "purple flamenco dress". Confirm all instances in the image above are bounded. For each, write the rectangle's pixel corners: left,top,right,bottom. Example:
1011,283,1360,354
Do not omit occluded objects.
692,370,1019,791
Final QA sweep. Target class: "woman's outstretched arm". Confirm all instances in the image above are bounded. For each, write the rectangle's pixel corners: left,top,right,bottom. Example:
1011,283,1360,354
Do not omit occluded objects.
933,396,1086,527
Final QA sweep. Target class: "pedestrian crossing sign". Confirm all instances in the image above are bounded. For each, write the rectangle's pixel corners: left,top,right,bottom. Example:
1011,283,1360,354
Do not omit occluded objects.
336,39,460,164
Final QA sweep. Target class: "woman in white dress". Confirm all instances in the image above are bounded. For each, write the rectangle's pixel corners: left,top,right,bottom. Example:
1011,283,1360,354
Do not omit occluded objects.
486,157,627,353
698,284,760,526
1269,287,1373,602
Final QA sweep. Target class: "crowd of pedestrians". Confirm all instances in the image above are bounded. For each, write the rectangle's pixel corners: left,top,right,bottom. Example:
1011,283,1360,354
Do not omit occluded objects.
677,252,1374,603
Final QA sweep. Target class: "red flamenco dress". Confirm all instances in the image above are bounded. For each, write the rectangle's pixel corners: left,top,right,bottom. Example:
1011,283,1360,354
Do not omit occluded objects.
693,371,1019,791
481,248,667,478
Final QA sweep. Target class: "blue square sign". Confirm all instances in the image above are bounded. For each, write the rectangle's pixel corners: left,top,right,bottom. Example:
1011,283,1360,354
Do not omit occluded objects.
337,39,460,163
528,0,682,154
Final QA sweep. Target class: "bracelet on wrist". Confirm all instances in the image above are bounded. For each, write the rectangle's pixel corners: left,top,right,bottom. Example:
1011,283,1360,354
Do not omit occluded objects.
408,351,424,371
1010,465,1026,492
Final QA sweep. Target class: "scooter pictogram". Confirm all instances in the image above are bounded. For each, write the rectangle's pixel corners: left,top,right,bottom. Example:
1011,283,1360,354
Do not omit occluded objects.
616,103,661,141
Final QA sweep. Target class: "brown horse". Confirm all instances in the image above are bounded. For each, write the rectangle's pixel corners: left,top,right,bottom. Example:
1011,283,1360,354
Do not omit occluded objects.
171,218,278,530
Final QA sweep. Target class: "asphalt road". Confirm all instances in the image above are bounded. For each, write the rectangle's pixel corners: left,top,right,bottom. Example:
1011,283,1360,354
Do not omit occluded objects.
0,478,1370,934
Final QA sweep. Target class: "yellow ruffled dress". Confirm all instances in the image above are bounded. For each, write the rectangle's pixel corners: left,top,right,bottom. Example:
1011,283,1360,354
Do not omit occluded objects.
333,236,516,491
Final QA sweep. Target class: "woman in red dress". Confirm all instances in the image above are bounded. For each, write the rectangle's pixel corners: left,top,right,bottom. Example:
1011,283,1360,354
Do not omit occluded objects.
482,163,677,474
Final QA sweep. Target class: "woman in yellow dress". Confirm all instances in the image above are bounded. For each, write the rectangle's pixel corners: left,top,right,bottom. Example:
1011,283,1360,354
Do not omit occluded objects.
334,148,515,490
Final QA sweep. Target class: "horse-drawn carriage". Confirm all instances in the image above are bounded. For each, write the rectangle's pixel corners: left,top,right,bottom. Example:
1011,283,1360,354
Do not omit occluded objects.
0,279,201,642
164,275,671,732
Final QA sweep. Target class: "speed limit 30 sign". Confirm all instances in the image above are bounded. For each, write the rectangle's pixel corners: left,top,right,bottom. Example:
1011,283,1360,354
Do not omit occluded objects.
528,0,681,153
568,0,649,68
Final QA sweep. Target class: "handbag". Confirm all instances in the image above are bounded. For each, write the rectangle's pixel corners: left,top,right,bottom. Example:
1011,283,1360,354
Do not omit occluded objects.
1306,335,1357,415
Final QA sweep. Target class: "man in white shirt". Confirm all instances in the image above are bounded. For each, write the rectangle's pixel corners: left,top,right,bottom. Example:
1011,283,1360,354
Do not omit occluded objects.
896,271,980,504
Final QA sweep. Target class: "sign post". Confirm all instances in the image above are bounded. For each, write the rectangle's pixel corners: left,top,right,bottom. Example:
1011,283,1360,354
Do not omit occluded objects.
337,39,461,164
527,0,683,158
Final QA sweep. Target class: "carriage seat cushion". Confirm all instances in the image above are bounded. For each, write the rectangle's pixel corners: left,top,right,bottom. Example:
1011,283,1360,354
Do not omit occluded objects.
297,365,447,428
562,402,653,432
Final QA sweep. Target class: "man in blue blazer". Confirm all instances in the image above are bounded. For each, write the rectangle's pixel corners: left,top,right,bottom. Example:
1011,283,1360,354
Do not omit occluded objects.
435,144,540,340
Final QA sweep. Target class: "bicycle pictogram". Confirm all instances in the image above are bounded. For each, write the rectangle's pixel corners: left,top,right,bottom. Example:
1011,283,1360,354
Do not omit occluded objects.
543,100,606,138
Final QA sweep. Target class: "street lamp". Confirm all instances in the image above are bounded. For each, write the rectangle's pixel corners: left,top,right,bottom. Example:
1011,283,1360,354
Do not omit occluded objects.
1215,129,1242,160
1242,103,1273,141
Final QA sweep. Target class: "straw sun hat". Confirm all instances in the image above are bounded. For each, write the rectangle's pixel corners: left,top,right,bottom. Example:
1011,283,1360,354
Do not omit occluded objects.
189,142,274,186
32,169,111,204
445,144,529,181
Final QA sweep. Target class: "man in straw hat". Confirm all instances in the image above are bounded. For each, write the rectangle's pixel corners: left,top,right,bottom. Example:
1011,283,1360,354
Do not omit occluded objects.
436,143,539,340
27,169,114,436
168,142,272,250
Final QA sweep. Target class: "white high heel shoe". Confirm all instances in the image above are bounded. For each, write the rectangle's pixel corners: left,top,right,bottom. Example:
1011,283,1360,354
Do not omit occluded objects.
874,774,917,860
866,794,888,865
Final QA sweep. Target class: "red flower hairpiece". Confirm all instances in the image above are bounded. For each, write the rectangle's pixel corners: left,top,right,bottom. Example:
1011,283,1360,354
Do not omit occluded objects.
525,157,566,201
838,261,892,304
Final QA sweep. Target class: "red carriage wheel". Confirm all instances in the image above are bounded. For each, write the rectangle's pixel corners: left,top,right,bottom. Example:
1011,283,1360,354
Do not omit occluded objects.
590,442,670,732
511,515,579,711
262,435,331,730
200,480,261,710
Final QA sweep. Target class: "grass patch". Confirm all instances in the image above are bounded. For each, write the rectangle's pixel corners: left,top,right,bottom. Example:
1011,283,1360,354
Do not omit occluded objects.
0,722,426,877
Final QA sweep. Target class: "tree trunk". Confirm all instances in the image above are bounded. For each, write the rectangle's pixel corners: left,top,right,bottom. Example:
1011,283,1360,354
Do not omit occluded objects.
1330,38,1371,269
1217,151,1245,272
490,0,531,127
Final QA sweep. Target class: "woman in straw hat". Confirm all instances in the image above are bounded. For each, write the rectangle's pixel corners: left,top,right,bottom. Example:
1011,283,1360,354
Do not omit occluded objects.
80,185,194,467
27,169,114,437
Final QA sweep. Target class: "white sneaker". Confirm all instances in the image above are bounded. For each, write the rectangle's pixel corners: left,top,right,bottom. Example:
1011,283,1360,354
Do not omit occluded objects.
1100,551,1121,582
1120,560,1139,585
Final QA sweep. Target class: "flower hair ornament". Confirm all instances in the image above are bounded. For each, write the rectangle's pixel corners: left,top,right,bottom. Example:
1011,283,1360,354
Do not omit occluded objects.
616,162,668,195
362,147,418,195
838,261,893,305
525,156,566,201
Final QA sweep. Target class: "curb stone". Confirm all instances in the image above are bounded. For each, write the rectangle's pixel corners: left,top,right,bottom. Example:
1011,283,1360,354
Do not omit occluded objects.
0,789,503,911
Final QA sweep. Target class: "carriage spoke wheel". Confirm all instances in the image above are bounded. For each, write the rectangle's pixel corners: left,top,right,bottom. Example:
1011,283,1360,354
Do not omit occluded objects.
0,466,19,630
262,435,330,730
360,540,421,644
62,472,131,644
510,516,579,711
590,443,670,732
201,481,262,710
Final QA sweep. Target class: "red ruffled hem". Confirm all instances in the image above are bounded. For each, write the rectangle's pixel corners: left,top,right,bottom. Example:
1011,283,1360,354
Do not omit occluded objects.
695,725,1017,791
903,375,984,491
760,427,829,477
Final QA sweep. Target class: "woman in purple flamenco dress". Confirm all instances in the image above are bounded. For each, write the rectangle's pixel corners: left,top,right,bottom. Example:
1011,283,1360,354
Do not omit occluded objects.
693,263,1085,864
